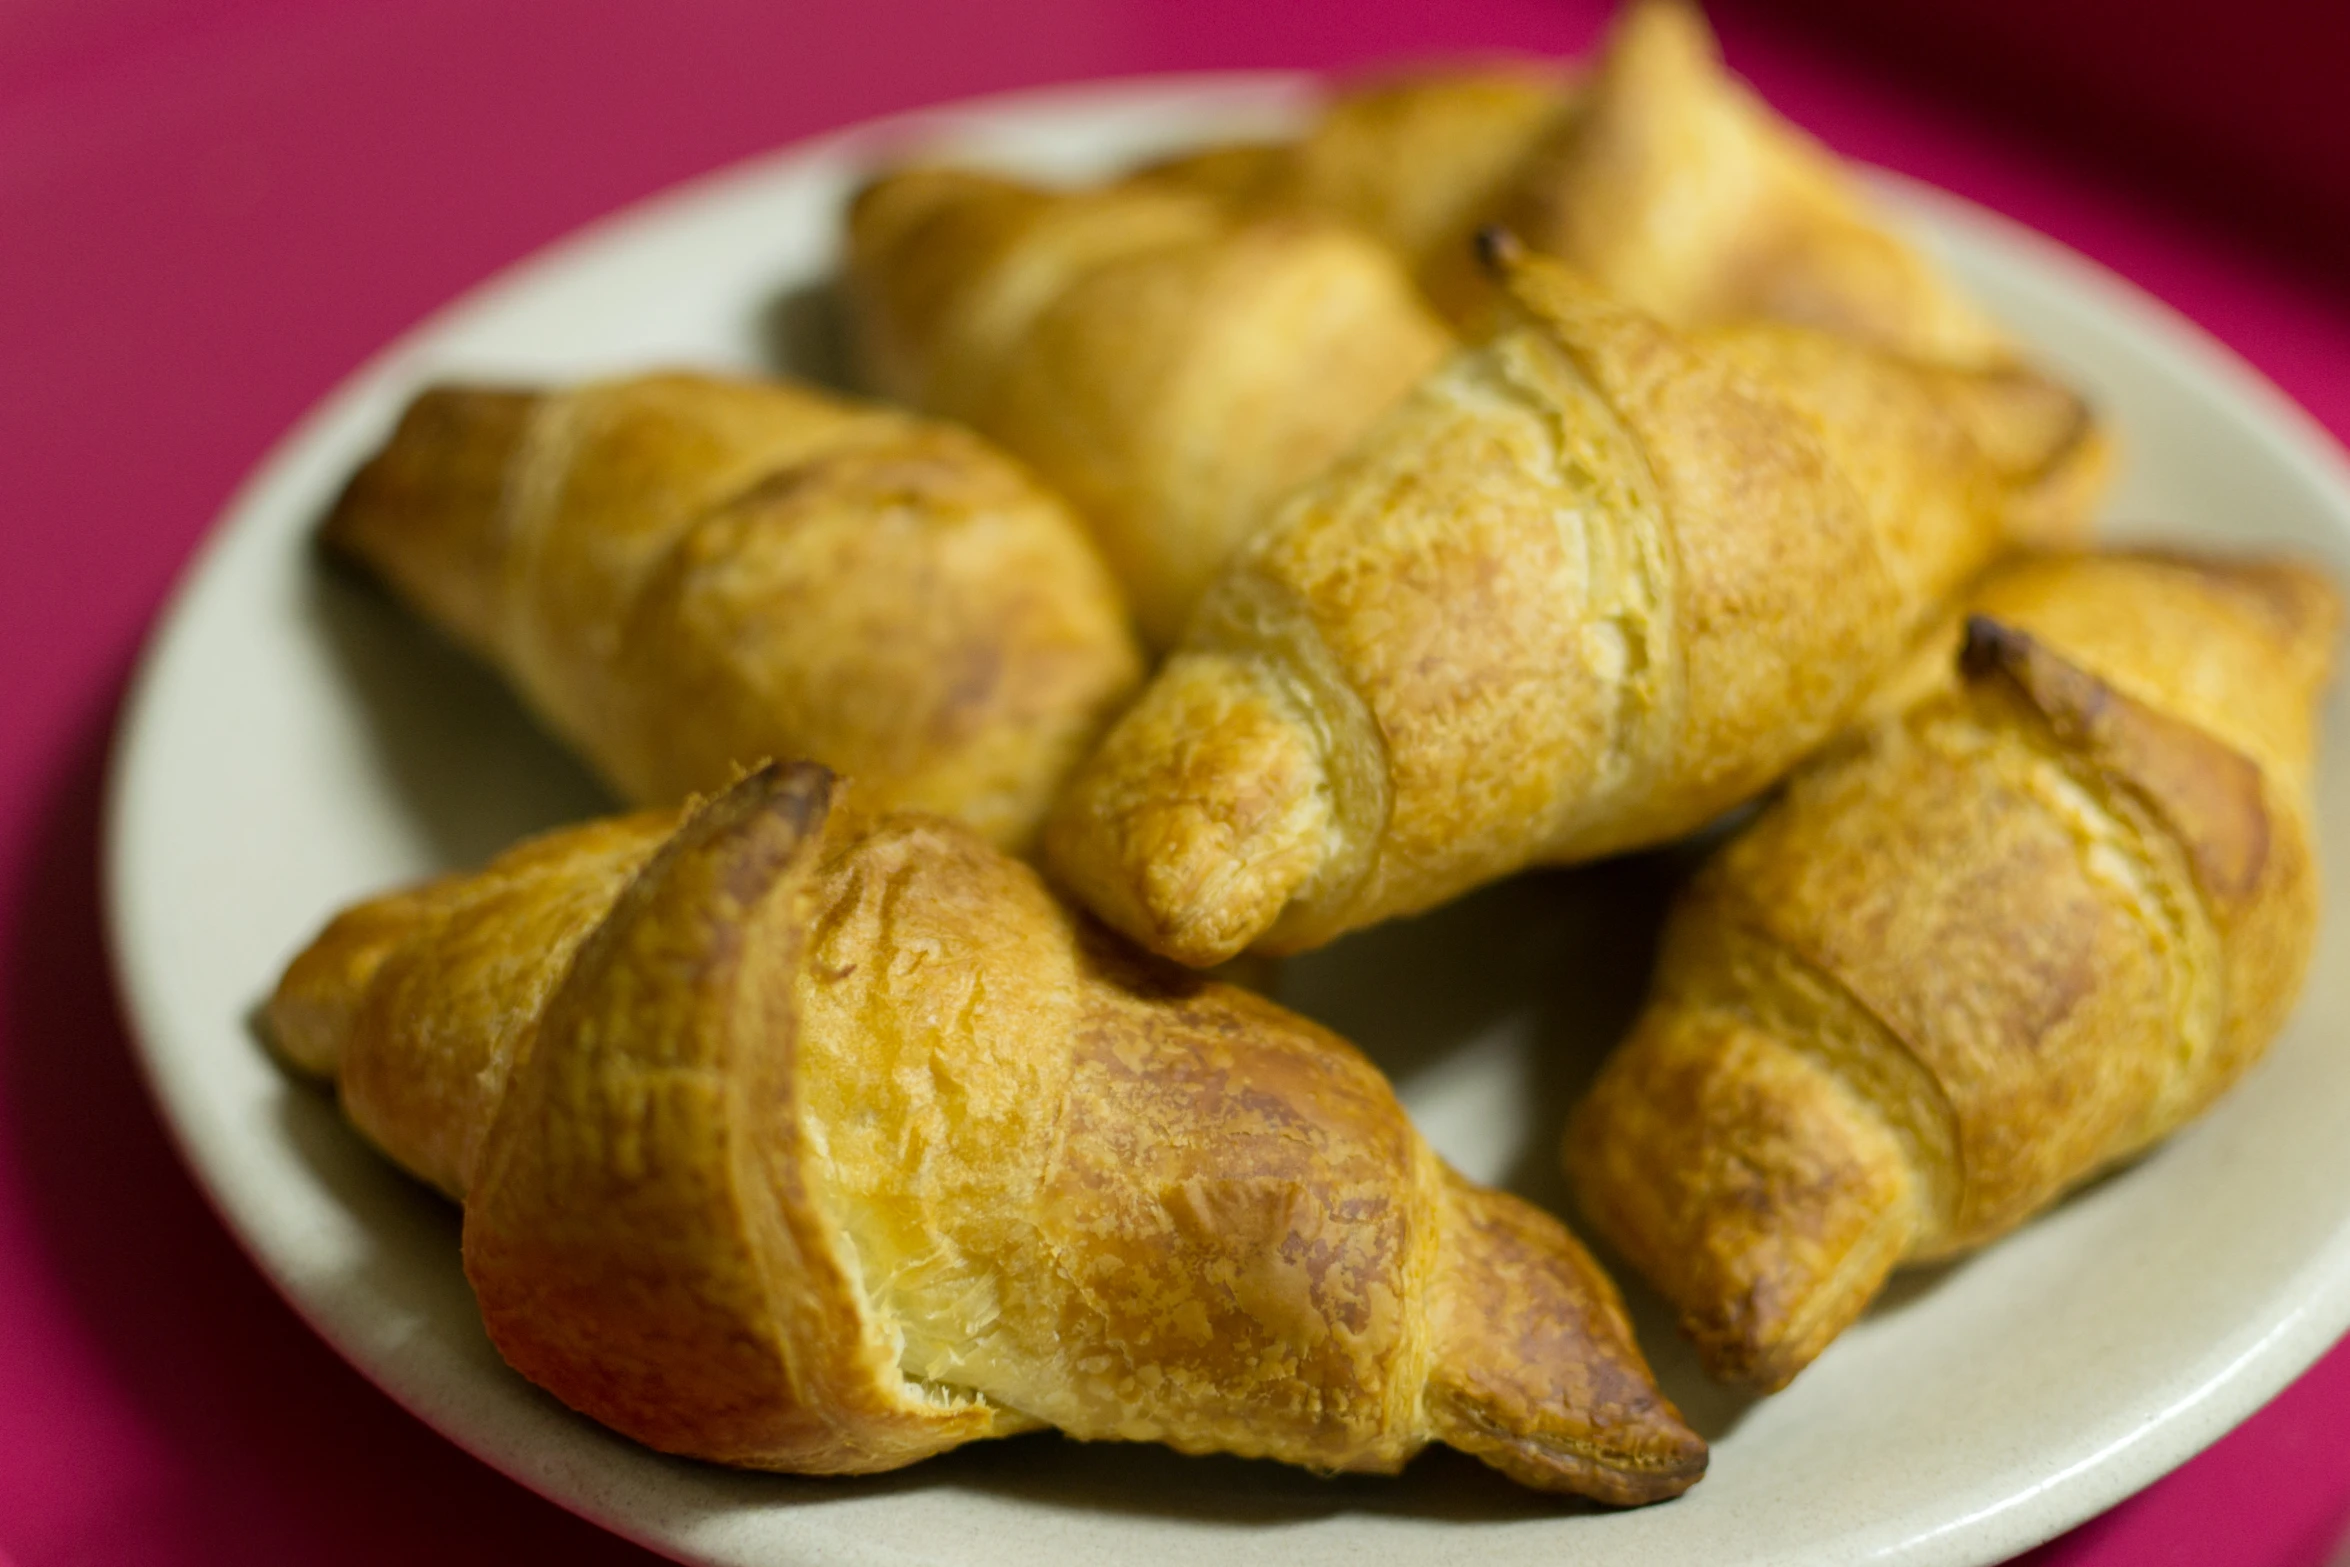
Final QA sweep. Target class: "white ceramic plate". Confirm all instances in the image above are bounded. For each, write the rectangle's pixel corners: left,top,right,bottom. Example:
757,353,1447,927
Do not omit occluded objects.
105,74,2350,1567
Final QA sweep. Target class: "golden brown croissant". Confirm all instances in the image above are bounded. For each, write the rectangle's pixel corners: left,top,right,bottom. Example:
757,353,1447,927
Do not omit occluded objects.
1152,2,2011,372
843,168,1453,647
1044,242,2106,966
322,371,1141,850
268,762,1707,1503
1434,0,2015,362
1567,549,2340,1392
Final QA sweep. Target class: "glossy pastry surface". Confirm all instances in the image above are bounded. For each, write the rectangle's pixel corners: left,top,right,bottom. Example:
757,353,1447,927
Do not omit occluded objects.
1153,1,2015,373
845,167,1453,647
324,371,1142,850
1046,243,2105,965
1141,59,1576,300
1566,550,2340,1390
1439,0,2014,361
270,763,1706,1503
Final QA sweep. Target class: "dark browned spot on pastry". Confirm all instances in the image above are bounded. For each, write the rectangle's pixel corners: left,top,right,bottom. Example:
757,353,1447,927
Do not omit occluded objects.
1965,615,2273,904
1474,223,1528,275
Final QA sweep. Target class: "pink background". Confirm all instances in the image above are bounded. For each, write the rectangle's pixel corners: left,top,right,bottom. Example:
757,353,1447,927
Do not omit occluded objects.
4,1,2349,1562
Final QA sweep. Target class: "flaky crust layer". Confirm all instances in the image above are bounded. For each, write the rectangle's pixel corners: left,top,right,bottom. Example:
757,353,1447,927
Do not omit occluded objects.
322,372,1142,850
1566,550,2340,1391
1153,1,2018,375
269,764,1705,1501
1443,1,2015,360
1140,59,1576,302
1046,247,2100,965
845,168,1453,647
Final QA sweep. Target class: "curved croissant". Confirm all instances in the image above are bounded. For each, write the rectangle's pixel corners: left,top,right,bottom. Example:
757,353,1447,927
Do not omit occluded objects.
1567,550,2340,1392
268,763,1706,1502
1045,243,2106,966
1152,2,2011,373
844,168,1453,647
1437,0,2014,362
322,371,1141,850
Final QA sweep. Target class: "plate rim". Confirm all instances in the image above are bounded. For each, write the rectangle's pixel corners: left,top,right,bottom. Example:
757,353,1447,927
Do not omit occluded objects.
99,67,2350,1567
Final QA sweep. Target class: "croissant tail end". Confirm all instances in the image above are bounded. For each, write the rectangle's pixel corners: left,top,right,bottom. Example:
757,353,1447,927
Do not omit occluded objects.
1566,1006,1921,1394
1936,368,2115,549
1425,1176,1707,1505
320,384,542,654
1044,653,1333,967
264,892,434,1079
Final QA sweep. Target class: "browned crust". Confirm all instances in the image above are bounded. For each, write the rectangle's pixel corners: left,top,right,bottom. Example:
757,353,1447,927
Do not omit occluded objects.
1963,615,2272,904
1567,549,2338,1392
317,373,1141,850
1426,1172,1706,1500
461,763,1005,1471
1046,246,2042,965
319,385,542,659
278,763,1705,1499
843,165,1451,648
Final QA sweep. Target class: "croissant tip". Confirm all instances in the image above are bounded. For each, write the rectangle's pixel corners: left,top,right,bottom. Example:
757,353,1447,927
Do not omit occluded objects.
1473,224,1526,277
317,382,541,559
1958,613,2032,677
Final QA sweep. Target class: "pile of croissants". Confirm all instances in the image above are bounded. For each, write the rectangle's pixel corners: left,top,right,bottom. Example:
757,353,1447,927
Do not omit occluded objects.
264,0,2339,1509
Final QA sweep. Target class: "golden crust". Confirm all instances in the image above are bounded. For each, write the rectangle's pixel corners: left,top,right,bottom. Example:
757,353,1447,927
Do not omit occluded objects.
844,168,1453,647
1046,248,2082,965
1447,1,2013,363
268,810,676,1198
1148,3,2018,377
1141,60,1575,291
268,763,1705,1501
1566,550,2340,1391
321,372,1142,850
1148,4,2116,546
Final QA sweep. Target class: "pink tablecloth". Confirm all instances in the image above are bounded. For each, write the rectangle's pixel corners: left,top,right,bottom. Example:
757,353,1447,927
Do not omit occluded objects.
5,2,2350,1562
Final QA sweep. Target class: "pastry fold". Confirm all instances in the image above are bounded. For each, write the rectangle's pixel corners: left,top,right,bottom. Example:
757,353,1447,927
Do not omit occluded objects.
1045,244,2107,965
269,762,1707,1503
323,371,1141,850
1152,1,2013,372
1566,550,2340,1390
845,168,1453,646
1138,59,1575,305
1436,0,2015,361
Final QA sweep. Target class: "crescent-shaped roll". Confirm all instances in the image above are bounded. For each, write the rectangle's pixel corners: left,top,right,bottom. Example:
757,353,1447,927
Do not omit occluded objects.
1151,2,2013,376
1566,549,2340,1392
1429,0,2016,364
267,762,1707,1503
1044,242,2108,966
320,372,1142,850
843,167,1454,647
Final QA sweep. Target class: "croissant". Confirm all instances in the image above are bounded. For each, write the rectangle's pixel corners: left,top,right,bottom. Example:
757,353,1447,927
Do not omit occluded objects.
1433,0,2016,363
843,168,1453,647
1566,549,2340,1392
267,762,1707,1503
1044,242,2107,966
322,371,1141,850
1152,2,2012,374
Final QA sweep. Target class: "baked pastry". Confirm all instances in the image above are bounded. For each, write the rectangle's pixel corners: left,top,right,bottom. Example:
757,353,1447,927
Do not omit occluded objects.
844,168,1453,646
1151,1,2011,372
267,762,1707,1503
1429,0,2015,361
1045,241,2107,966
1566,549,2340,1391
323,371,1141,850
